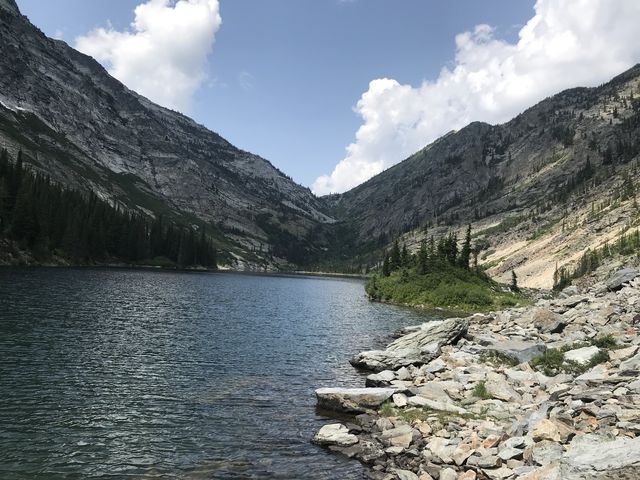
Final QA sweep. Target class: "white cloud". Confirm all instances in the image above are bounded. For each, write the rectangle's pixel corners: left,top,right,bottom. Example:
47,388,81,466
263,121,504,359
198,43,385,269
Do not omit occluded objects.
313,0,640,195
75,0,222,113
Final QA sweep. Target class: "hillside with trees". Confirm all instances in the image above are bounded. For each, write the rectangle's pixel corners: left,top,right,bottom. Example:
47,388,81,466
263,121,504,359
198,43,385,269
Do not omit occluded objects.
0,149,217,269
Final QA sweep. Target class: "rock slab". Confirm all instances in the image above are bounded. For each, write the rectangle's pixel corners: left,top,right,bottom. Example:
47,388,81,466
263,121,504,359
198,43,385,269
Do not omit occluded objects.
315,387,395,413
350,318,468,371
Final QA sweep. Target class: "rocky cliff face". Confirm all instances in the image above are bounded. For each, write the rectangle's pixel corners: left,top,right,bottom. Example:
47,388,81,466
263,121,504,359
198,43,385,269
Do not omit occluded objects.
328,66,640,286
0,1,333,268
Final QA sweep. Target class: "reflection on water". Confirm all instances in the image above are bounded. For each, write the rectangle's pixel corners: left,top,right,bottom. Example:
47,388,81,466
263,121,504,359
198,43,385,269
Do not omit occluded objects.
0,268,436,479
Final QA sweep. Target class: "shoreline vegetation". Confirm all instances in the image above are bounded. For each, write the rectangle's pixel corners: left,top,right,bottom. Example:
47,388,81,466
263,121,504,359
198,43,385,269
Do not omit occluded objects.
365,230,529,313
312,266,640,479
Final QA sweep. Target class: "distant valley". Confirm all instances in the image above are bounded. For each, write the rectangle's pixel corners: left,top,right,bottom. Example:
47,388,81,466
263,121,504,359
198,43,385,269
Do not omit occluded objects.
1,0,640,289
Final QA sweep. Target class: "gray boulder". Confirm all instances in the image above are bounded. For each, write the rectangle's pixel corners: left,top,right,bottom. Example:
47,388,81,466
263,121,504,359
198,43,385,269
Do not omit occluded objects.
620,353,640,374
315,387,395,413
365,370,396,387
477,336,546,364
607,268,640,291
350,318,468,371
394,469,420,480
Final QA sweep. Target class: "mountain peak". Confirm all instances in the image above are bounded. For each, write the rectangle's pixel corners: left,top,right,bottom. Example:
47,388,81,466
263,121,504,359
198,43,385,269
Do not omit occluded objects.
0,0,19,15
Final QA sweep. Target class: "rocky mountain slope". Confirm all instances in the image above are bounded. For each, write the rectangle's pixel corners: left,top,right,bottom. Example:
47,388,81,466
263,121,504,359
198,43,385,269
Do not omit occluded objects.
327,65,640,287
0,0,333,268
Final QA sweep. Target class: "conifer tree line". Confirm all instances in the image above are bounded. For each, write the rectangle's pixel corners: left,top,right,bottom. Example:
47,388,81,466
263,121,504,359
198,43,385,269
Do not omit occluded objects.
0,149,218,268
380,225,477,277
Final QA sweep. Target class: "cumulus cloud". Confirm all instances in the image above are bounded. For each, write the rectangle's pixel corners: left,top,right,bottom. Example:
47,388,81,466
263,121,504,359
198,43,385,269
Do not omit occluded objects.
313,0,640,195
75,0,222,113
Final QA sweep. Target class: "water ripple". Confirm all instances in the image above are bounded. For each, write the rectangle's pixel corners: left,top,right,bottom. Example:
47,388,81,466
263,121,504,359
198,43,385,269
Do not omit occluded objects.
0,268,436,479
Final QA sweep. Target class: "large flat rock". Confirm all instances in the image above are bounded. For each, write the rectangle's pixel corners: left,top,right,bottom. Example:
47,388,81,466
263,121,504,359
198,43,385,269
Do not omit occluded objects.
560,435,640,478
350,318,468,372
315,387,395,414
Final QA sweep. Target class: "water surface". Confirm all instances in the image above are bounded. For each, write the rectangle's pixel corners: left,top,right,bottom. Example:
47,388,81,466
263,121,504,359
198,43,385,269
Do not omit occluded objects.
0,268,436,479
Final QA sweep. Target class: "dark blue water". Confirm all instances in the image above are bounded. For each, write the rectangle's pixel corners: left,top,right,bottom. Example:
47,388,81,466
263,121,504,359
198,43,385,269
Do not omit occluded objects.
0,268,435,479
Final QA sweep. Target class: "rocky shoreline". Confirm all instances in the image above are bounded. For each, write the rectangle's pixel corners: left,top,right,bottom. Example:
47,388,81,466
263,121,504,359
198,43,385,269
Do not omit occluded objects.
312,268,640,479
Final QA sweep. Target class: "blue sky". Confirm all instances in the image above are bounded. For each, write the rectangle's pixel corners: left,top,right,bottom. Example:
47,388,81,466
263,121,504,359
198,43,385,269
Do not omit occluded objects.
17,0,533,187
15,1,640,194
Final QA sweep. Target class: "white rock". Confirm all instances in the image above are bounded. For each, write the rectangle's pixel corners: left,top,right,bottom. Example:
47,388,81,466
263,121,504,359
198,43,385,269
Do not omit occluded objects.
485,372,520,402
350,318,468,371
312,424,358,447
380,424,415,449
564,346,600,365
610,345,638,361
561,434,640,476
407,396,468,415
366,369,396,386
392,393,408,408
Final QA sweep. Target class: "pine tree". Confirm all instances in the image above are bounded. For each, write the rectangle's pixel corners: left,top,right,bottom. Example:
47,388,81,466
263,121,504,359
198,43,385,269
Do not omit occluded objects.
400,243,409,267
11,178,39,246
0,178,8,231
459,224,472,269
510,270,519,292
0,149,220,268
390,240,401,271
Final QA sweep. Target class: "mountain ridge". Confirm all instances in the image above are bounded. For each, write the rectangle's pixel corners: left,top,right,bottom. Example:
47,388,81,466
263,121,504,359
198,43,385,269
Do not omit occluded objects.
2,0,640,284
0,2,333,268
325,63,640,287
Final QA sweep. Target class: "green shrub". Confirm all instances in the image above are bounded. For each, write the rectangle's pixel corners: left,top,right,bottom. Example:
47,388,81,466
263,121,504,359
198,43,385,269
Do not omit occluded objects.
588,350,610,368
531,347,610,376
379,401,394,417
531,349,565,376
591,334,617,349
472,381,491,400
